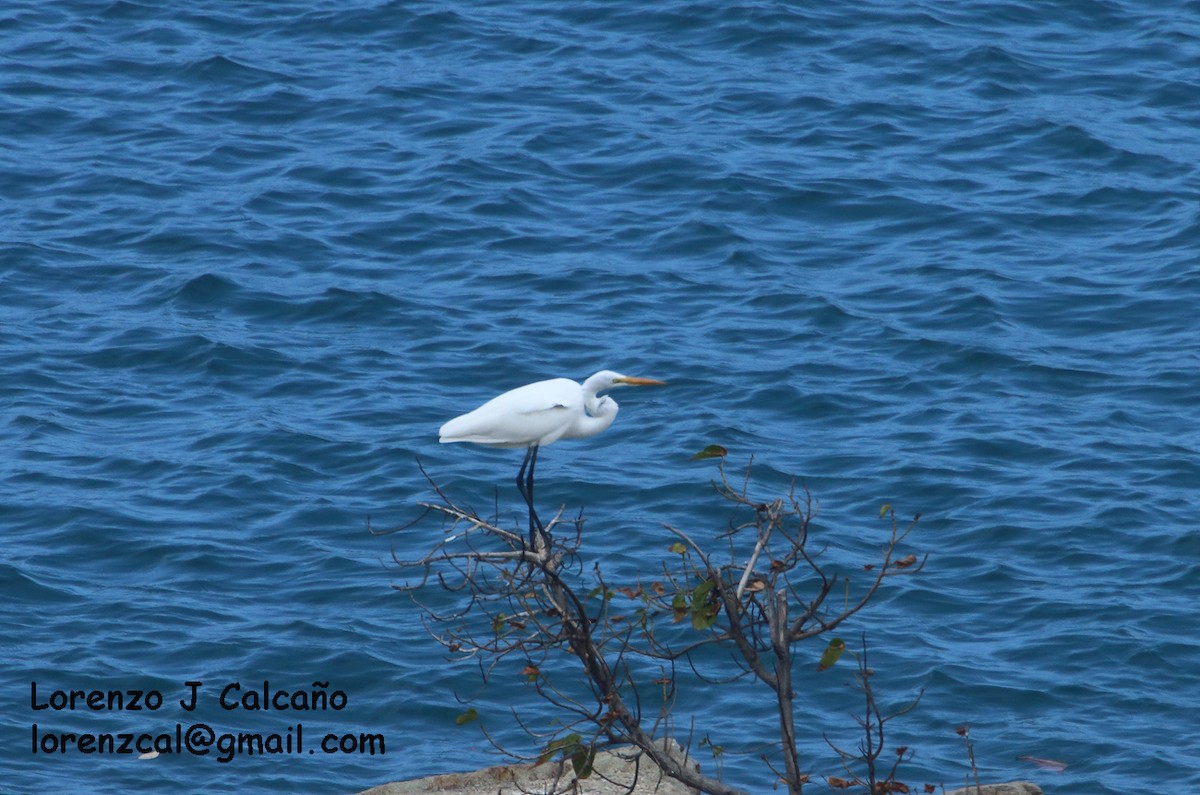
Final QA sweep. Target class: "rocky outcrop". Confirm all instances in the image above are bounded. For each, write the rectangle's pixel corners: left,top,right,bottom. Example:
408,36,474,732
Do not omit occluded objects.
357,741,699,795
357,751,1042,795
945,784,1043,795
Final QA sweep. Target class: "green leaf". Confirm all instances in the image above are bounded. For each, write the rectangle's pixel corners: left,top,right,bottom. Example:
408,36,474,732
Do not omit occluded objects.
692,608,718,631
537,734,586,769
668,542,687,555
879,503,892,518
817,638,846,671
455,707,478,725
671,591,688,623
571,746,596,779
536,736,570,766
691,579,720,630
691,444,728,461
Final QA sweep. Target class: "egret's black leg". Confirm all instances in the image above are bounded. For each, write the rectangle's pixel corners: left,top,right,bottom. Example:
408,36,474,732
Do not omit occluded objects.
516,445,533,510
525,444,544,545
515,445,544,552
526,445,544,549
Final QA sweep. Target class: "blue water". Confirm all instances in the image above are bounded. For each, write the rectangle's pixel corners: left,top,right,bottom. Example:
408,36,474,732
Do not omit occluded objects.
3,1,1199,792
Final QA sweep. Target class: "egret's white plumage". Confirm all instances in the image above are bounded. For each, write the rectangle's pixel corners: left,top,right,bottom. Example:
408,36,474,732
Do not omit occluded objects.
438,369,666,547
438,370,664,450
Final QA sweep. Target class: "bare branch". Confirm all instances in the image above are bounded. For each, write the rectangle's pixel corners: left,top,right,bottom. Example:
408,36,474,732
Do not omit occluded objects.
388,456,925,795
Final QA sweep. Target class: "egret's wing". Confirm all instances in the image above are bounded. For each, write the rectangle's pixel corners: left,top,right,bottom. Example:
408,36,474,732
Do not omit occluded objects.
439,378,582,447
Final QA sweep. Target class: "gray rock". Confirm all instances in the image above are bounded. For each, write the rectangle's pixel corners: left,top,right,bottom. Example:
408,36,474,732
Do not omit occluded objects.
945,783,1043,795
358,751,1043,795
357,741,699,795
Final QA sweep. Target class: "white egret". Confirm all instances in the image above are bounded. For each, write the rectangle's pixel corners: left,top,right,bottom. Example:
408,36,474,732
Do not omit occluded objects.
438,370,666,546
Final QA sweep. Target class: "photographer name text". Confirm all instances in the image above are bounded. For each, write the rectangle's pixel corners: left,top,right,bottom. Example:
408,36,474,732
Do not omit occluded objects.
29,681,385,763
32,680,348,712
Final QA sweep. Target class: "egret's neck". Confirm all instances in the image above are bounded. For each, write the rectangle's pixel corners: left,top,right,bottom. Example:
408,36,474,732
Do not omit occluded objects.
583,390,604,416
581,371,612,398
568,395,619,440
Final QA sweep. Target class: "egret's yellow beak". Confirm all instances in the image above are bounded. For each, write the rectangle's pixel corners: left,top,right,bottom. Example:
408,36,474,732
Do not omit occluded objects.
616,376,667,386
